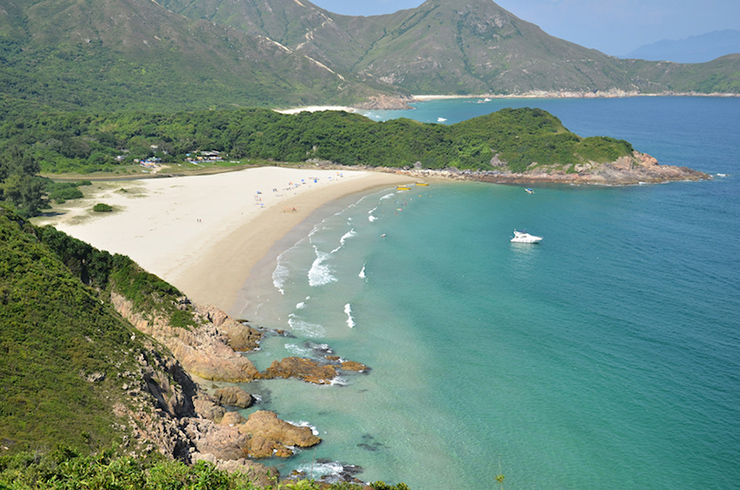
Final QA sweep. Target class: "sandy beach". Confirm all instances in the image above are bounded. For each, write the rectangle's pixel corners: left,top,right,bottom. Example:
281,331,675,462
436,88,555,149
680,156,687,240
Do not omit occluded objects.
36,167,413,313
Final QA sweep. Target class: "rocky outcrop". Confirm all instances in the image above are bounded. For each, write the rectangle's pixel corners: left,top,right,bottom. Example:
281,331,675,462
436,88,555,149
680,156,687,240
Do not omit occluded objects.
213,386,253,408
259,356,369,384
402,150,711,185
238,411,321,459
109,292,365,482
183,410,320,461
111,293,261,382
115,330,324,485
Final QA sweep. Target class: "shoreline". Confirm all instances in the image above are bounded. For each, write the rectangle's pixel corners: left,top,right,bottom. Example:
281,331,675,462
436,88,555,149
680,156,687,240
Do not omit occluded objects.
274,91,740,116
35,167,414,313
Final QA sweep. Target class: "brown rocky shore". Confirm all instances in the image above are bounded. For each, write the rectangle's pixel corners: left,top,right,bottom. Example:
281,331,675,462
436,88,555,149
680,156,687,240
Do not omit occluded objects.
392,150,711,186
111,293,369,485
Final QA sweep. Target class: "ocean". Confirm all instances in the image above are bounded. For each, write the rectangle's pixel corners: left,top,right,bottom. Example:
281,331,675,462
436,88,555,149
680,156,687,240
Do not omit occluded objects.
236,96,740,489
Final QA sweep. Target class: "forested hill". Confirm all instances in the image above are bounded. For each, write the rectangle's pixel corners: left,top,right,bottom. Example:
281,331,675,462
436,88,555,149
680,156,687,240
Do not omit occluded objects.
0,0,398,113
1,0,738,115
161,0,740,97
0,107,632,173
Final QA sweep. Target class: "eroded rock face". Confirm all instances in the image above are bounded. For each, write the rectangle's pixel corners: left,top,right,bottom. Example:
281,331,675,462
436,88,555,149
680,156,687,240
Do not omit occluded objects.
214,386,253,408
197,305,262,352
111,293,260,382
238,410,321,458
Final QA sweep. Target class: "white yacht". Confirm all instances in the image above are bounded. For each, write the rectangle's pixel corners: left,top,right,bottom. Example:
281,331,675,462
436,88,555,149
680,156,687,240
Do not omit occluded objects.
511,230,543,243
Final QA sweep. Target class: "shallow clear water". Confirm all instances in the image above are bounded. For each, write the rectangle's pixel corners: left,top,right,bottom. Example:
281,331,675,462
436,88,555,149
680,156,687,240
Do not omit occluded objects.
236,97,740,489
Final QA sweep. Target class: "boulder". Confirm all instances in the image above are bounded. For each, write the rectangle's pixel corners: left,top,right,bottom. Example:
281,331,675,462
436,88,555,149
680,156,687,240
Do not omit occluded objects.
238,410,321,458
213,386,253,408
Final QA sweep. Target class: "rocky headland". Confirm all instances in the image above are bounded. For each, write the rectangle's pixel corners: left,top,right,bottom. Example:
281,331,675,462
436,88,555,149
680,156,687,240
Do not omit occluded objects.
110,292,369,484
391,150,711,186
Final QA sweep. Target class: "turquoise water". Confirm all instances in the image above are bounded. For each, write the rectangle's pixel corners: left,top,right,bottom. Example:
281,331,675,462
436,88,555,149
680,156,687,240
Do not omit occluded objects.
236,97,740,489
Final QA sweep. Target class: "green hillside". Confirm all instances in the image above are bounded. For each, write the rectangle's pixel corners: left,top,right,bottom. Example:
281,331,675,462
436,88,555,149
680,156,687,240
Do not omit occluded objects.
0,107,634,178
161,0,740,96
0,0,398,113
0,207,149,454
1,0,737,114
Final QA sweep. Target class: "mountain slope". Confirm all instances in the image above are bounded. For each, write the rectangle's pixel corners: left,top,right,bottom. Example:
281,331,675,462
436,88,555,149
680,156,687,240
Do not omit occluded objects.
0,0,396,112
162,0,740,96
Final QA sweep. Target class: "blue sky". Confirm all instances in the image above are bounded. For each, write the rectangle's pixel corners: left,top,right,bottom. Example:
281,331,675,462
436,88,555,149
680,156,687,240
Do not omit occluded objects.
309,0,740,56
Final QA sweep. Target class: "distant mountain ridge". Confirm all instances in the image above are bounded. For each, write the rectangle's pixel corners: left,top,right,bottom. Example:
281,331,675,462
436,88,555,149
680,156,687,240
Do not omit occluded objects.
626,30,740,64
1,0,738,113
159,0,740,96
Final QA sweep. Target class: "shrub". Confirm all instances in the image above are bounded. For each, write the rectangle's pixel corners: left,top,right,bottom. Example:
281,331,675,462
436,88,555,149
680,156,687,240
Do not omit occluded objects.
92,203,113,212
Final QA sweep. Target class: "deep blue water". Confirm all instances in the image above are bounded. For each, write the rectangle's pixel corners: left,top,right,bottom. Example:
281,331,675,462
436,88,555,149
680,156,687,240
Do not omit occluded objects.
237,97,740,489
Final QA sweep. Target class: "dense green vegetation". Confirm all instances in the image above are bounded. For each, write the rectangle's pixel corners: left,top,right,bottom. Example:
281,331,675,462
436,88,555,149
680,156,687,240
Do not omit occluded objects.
0,208,142,454
0,446,411,490
0,107,633,180
0,207,202,452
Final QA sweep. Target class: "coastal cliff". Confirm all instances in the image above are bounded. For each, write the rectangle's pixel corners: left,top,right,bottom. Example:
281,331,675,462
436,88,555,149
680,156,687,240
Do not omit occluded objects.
3,218,375,485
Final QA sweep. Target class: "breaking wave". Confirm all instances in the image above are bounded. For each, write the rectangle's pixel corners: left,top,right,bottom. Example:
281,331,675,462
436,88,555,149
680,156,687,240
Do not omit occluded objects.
308,247,337,287
331,228,357,254
344,303,356,329
288,313,325,338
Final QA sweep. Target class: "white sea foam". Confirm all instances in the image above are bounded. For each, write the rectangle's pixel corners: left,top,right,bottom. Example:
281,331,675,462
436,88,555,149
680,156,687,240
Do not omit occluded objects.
379,192,395,201
330,376,349,386
368,215,378,222
359,263,366,279
294,460,344,479
288,313,325,338
285,343,313,357
331,228,357,254
295,296,310,309
344,303,355,328
272,262,290,294
288,420,320,436
308,247,337,286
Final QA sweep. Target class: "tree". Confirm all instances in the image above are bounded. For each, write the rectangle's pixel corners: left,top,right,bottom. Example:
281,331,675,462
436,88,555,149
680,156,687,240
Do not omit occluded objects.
0,146,47,217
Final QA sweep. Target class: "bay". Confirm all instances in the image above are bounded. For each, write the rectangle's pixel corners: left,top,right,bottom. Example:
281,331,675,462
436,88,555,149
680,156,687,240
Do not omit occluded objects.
236,96,740,489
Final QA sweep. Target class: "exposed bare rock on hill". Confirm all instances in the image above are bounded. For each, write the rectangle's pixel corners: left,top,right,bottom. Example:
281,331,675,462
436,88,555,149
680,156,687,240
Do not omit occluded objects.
197,305,262,352
112,293,261,381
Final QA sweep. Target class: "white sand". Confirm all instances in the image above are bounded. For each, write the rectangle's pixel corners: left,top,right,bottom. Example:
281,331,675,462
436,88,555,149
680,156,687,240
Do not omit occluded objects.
36,167,413,312
275,105,357,114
